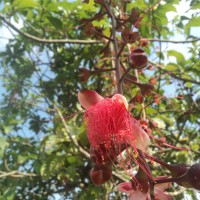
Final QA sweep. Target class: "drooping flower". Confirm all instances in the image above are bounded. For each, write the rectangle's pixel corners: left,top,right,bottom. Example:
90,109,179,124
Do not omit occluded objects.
78,90,150,166
117,180,171,200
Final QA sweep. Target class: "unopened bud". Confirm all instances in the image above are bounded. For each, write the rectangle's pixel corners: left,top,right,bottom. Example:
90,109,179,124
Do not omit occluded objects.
128,48,148,69
177,163,200,190
90,164,112,185
169,163,190,177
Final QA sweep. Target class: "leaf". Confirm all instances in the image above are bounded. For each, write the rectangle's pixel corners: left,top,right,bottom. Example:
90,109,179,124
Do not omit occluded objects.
100,42,110,57
185,16,200,35
161,4,177,12
165,63,179,71
121,28,140,43
67,156,82,165
167,50,185,64
191,4,200,10
0,137,9,159
181,74,192,80
146,107,157,115
3,187,16,200
185,82,192,88
152,118,166,129
13,0,38,10
46,16,63,29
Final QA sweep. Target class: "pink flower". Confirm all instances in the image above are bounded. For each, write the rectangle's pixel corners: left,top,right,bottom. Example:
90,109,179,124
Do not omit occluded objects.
78,90,150,165
117,181,171,200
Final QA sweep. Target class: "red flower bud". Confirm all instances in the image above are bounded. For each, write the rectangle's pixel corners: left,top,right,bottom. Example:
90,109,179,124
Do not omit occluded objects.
128,48,148,69
177,163,200,190
169,163,190,178
90,164,112,185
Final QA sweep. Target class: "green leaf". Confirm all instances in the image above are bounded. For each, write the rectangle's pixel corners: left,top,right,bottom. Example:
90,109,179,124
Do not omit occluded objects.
13,0,38,10
191,3,200,10
152,118,166,129
3,187,16,200
185,82,192,88
0,137,9,159
67,156,82,165
181,74,192,80
161,4,177,12
165,63,179,71
46,16,63,29
146,107,157,115
185,16,200,35
167,50,185,64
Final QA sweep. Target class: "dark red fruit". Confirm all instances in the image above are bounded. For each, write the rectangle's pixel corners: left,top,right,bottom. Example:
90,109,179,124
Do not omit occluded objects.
90,163,112,185
128,48,148,69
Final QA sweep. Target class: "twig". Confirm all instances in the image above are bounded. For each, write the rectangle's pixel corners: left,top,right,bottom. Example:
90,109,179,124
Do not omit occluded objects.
0,14,100,45
55,104,90,158
119,67,131,83
104,1,123,94
147,37,200,44
149,60,200,85
0,170,36,178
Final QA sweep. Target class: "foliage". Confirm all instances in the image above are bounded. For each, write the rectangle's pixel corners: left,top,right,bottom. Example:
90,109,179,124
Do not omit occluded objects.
0,0,199,199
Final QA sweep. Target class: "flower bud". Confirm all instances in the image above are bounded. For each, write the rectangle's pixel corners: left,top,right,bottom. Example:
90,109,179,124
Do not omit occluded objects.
168,163,190,177
177,163,200,190
128,48,148,69
90,164,112,185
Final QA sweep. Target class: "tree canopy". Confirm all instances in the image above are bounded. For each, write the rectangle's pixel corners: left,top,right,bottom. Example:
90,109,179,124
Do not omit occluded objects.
0,0,200,199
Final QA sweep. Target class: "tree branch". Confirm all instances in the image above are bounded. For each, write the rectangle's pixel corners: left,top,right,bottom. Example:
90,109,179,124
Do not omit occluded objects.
149,60,200,85
1,14,199,45
0,14,101,45
55,104,90,158
0,170,36,178
147,37,200,44
104,1,123,94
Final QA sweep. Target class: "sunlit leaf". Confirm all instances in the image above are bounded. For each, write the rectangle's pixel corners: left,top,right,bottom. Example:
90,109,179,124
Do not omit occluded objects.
185,16,200,35
167,50,185,64
13,0,38,9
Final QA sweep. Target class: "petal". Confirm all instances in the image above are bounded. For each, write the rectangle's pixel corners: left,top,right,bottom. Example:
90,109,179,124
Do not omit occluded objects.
154,188,171,200
78,90,104,109
131,118,150,151
129,190,147,200
112,94,128,110
156,180,172,190
117,182,133,194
